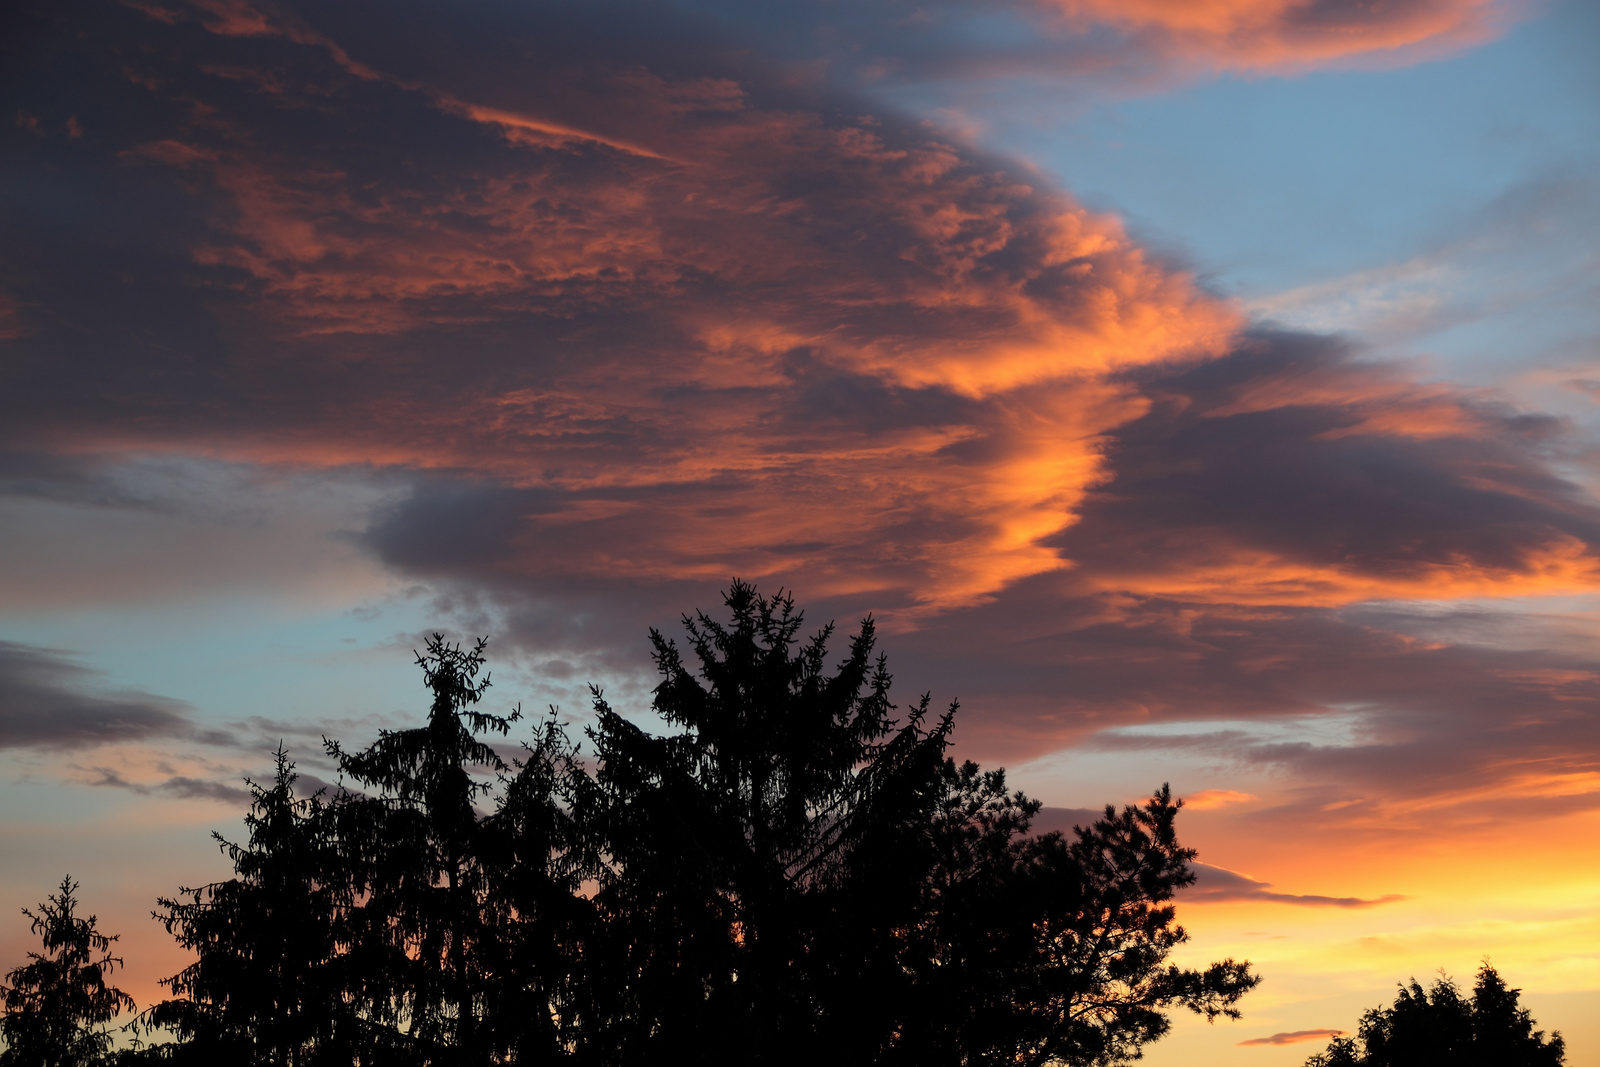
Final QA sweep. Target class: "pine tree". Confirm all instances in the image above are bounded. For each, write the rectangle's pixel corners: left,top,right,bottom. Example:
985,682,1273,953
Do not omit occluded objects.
475,711,595,1061
578,581,1258,1065
580,581,953,1061
892,772,1257,1067
0,877,134,1067
326,635,520,1063
107,582,1262,1066
139,747,355,1066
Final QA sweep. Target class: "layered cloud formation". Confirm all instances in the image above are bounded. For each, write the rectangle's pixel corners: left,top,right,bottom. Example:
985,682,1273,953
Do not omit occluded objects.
2,0,1595,855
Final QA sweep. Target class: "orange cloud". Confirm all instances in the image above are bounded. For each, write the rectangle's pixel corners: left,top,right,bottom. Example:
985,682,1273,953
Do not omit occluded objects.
1187,788,1258,810
13,0,1596,621
1075,533,1600,607
92,19,1241,611
1032,0,1522,75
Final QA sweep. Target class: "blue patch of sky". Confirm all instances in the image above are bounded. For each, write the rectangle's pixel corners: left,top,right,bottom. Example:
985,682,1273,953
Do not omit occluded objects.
958,0,1598,301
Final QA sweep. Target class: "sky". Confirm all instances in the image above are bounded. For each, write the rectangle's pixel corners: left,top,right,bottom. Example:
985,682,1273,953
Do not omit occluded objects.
1,0,1597,1061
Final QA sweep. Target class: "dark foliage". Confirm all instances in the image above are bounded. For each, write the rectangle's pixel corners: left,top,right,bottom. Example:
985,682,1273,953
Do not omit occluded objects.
581,582,1258,1065
895,768,1256,1067
133,747,356,1065
322,635,522,1063
3,583,1261,1066
1304,963,1564,1067
0,877,134,1067
579,581,958,1061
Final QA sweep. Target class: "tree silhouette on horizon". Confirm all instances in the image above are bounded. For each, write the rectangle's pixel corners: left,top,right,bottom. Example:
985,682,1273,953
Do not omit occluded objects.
4,581,1263,1066
324,634,522,1063
1304,962,1564,1067
579,581,1259,1064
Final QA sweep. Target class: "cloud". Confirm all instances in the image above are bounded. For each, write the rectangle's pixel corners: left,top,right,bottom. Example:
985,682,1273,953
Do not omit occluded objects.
0,641,193,750
0,453,401,611
0,0,1241,613
1187,863,1403,907
1184,789,1257,810
1246,173,1600,352
669,0,1524,94
1,0,1596,837
1025,0,1518,76
78,765,252,805
8,3,1583,621
1053,334,1600,607
1238,1028,1347,1047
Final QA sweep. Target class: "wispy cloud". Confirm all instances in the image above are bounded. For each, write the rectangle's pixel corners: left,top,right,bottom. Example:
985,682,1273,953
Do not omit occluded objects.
1238,1028,1346,1047
1188,863,1404,908
673,0,1524,91
1185,789,1257,810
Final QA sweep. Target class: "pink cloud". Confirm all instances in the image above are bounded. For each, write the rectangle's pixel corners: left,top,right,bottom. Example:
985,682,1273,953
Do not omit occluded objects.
1238,1028,1346,1046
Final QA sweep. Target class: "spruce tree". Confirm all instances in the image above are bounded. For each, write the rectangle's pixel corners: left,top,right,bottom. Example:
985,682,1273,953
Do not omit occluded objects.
475,712,595,1061
326,635,520,1063
578,581,1258,1065
140,747,355,1066
580,581,952,1060
0,877,134,1067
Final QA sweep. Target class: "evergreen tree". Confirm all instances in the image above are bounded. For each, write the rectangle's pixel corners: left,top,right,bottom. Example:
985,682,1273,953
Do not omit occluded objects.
892,769,1257,1066
85,582,1263,1066
474,712,596,1062
138,747,356,1066
578,581,1258,1065
326,635,520,1063
580,581,952,1061
0,877,134,1067
1304,963,1564,1067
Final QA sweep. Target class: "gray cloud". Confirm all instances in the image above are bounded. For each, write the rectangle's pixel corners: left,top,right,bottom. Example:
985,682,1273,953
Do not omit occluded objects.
1185,863,1403,908
81,765,252,805
0,641,194,750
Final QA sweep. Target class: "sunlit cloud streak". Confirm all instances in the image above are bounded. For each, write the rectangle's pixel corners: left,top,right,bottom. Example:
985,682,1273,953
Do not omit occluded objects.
670,0,1527,92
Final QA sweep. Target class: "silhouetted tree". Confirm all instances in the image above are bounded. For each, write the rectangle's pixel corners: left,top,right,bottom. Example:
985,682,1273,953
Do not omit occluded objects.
88,581,1259,1066
0,877,134,1067
578,581,1258,1065
136,747,357,1066
474,711,596,1061
891,767,1257,1067
325,635,520,1063
580,581,955,1061
1304,963,1564,1067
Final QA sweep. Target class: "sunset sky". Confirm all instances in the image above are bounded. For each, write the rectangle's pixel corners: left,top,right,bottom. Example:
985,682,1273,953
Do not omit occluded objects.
2,0,1597,1060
